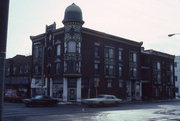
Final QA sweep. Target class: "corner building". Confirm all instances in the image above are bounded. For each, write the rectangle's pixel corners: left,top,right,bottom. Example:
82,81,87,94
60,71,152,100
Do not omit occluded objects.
30,3,149,102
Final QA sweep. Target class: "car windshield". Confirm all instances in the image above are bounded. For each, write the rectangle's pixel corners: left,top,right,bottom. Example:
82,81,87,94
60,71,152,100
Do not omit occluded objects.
97,95,106,98
34,95,43,99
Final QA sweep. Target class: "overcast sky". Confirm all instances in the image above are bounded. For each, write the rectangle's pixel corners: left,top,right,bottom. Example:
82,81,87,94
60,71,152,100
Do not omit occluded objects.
7,0,180,58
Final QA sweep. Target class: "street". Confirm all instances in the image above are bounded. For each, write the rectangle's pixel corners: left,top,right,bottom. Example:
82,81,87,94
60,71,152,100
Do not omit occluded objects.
3,100,180,121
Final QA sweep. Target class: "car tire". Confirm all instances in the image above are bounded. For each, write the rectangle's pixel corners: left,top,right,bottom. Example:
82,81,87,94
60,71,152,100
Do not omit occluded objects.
115,101,119,106
99,102,104,107
25,103,31,107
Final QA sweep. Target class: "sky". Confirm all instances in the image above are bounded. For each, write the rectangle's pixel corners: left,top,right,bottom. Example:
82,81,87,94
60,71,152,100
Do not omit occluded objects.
6,0,180,58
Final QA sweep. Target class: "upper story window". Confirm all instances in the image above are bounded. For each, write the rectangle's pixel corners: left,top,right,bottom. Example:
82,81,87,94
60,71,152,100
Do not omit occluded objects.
13,67,16,75
19,66,23,74
94,78,100,87
170,64,174,84
130,67,137,78
107,80,112,88
130,52,137,63
25,64,29,73
6,67,10,76
118,48,123,61
67,41,76,53
119,80,123,88
174,62,177,68
175,76,178,82
56,44,61,56
65,61,79,73
157,62,161,70
94,42,100,58
55,63,61,74
105,64,115,76
34,45,43,58
94,63,100,74
47,64,51,74
105,47,114,59
119,65,122,77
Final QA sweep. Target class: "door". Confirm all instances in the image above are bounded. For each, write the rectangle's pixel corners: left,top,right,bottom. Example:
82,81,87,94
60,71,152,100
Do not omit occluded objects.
68,88,76,101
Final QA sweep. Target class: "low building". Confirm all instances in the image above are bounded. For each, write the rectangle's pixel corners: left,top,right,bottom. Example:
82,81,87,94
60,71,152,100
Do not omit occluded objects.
175,56,180,97
5,55,32,98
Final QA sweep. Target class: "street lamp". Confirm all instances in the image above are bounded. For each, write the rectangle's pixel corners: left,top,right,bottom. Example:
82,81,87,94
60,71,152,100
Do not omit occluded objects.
168,33,180,37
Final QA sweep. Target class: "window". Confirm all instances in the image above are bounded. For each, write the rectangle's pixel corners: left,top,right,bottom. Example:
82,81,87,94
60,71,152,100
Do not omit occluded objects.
105,64,114,76
105,65,109,75
119,80,123,88
55,63,61,74
75,62,80,72
65,61,79,73
130,67,137,78
67,41,76,53
157,62,161,70
119,65,122,77
19,66,23,74
109,65,114,75
94,63,100,74
175,76,178,81
56,44,61,56
94,78,100,87
25,65,29,73
7,67,10,75
109,48,114,58
107,80,112,88
118,48,123,61
95,46,100,57
130,52,137,63
174,62,177,68
13,67,16,74
155,88,160,97
157,73,161,83
105,47,114,59
34,45,43,58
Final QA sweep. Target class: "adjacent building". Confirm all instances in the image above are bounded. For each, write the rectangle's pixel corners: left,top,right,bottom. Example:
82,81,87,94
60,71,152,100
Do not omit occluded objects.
5,55,32,98
29,3,175,102
175,56,180,97
141,49,175,100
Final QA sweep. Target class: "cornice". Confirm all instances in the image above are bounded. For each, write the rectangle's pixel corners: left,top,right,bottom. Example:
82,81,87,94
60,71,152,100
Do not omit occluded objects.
82,27,143,47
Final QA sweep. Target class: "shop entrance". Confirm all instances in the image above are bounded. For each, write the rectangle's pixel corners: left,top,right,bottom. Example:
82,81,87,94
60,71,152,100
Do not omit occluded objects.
68,88,76,101
67,78,77,101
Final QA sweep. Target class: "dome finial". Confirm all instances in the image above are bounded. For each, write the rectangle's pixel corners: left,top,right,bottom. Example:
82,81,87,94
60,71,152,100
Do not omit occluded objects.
63,3,84,24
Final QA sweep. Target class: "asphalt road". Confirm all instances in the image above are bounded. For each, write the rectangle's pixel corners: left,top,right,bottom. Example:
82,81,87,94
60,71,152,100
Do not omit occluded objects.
3,100,180,121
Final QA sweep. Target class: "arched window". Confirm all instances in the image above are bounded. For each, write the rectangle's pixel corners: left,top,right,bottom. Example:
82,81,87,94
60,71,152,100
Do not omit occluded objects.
67,41,76,53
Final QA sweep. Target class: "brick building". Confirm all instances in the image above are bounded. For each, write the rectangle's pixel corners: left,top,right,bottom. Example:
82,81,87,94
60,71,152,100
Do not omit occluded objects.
5,55,32,98
30,3,175,102
141,49,175,100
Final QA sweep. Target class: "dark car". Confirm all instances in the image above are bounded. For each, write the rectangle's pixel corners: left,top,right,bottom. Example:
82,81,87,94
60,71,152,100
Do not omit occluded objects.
23,95,59,107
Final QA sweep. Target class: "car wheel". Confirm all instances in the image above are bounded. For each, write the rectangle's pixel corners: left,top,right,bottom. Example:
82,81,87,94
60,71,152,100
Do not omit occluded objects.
115,101,119,106
25,103,32,107
99,102,104,107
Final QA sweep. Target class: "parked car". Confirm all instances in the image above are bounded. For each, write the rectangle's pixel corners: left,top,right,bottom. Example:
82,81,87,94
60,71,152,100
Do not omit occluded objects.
22,95,59,107
4,90,26,103
82,94,122,107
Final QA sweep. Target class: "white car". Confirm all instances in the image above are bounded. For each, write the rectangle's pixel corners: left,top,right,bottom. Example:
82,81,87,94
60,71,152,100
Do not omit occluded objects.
82,95,122,107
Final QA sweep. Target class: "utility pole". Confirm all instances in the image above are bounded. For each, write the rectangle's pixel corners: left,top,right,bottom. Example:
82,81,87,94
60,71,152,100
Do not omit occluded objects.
0,0,10,120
